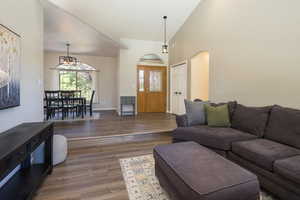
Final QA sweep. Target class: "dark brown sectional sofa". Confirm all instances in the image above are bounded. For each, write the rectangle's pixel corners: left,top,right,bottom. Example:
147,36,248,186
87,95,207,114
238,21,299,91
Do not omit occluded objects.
172,102,300,200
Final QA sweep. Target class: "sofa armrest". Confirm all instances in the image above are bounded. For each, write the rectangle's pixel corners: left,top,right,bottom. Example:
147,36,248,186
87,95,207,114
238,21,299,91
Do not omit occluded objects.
175,114,189,127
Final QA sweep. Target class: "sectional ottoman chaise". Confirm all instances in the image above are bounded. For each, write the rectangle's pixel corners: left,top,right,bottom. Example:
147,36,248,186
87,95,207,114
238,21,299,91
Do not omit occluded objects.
155,102,300,200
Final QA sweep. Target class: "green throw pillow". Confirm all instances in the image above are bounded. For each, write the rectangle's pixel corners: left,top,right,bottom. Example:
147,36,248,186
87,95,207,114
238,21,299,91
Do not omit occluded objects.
205,104,231,127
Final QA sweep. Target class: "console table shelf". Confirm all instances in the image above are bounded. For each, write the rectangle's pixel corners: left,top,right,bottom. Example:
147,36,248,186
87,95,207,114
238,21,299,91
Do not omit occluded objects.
0,122,54,200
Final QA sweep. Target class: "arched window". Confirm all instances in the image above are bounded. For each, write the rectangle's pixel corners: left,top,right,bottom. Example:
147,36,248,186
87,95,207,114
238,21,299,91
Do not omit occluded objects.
139,54,164,64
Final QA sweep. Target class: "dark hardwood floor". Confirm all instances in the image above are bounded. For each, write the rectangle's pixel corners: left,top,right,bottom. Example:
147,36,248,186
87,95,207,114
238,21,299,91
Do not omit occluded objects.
34,132,172,200
54,111,176,139
34,111,175,199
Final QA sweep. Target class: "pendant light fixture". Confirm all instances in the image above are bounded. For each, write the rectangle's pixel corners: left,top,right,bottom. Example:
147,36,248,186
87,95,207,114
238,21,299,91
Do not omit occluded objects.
59,43,77,66
162,16,168,54
55,43,96,71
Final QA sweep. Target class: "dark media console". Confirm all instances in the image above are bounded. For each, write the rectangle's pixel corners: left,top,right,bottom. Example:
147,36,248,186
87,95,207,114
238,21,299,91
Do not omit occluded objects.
0,122,54,200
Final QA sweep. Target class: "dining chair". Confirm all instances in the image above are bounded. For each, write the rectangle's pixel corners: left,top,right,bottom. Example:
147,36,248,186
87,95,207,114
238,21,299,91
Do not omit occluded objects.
60,90,75,98
74,90,82,98
61,96,77,119
44,91,60,120
44,93,52,120
45,90,60,98
86,90,95,116
75,97,85,118
60,91,79,119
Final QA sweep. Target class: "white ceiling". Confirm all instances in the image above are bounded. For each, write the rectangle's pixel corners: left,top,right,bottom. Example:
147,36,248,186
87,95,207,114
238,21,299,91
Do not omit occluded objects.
43,1,122,56
43,0,202,56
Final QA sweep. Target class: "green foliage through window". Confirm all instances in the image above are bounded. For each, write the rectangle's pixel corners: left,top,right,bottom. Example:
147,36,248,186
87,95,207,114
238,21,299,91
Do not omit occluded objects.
59,71,93,100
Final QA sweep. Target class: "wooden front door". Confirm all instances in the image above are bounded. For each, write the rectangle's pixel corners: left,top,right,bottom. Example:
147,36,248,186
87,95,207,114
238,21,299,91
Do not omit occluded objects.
137,65,167,113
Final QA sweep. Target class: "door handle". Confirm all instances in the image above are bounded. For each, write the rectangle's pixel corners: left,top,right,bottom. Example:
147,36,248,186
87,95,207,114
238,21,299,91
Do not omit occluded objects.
174,92,182,95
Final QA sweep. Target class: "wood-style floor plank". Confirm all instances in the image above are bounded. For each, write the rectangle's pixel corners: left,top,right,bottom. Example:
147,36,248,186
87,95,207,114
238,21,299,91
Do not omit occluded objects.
54,111,176,139
34,132,172,200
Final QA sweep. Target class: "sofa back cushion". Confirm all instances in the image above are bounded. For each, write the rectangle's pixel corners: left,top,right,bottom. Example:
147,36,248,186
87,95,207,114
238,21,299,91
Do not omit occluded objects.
205,104,231,127
231,104,272,137
265,105,300,149
184,100,209,126
210,101,237,120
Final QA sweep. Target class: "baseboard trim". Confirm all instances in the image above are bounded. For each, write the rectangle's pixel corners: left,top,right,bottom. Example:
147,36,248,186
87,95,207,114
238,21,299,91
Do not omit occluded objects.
93,107,117,111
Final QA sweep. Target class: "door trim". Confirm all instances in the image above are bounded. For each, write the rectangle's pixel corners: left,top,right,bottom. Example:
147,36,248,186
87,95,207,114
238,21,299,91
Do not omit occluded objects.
170,61,188,114
170,60,188,68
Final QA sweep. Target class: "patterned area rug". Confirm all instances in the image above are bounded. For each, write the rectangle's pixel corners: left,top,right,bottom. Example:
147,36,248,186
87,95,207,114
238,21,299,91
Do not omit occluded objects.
120,154,277,200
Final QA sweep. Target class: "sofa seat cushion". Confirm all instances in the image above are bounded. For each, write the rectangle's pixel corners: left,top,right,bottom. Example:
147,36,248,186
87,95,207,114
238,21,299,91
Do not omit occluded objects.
172,126,257,151
232,139,300,171
274,156,300,185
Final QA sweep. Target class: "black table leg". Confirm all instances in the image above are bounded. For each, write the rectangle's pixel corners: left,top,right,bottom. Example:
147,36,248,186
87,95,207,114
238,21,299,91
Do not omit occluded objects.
45,133,53,175
81,99,84,119
21,154,31,170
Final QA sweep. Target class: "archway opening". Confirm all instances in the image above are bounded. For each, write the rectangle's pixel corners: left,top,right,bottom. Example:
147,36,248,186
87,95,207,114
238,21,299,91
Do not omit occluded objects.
190,51,210,101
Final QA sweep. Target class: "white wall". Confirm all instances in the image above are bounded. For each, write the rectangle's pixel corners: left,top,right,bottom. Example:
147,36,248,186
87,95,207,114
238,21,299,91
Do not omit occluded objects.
0,0,44,189
169,0,300,109
0,0,44,132
118,38,168,113
44,52,118,110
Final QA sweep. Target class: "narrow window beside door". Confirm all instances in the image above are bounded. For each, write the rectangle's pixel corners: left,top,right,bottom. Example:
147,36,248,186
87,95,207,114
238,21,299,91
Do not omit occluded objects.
139,70,145,92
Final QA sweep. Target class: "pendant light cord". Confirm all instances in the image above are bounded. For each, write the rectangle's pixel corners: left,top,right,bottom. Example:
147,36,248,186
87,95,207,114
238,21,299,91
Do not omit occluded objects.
163,16,167,45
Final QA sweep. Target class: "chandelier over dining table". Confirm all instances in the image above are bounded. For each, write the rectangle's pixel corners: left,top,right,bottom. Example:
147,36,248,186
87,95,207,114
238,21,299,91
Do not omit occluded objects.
55,43,96,71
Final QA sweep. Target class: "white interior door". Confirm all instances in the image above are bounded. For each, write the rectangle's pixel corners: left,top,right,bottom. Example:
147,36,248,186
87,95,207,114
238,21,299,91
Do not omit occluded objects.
171,68,179,114
171,63,187,115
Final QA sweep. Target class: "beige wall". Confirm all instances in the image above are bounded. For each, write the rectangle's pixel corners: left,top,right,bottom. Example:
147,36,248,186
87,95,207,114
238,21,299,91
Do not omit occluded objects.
118,38,168,113
44,52,118,110
0,0,44,132
191,52,209,101
118,38,168,96
169,0,300,108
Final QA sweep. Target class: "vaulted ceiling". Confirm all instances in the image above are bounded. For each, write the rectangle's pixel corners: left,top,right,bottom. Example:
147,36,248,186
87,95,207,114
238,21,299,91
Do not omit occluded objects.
43,0,202,56
43,1,122,56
